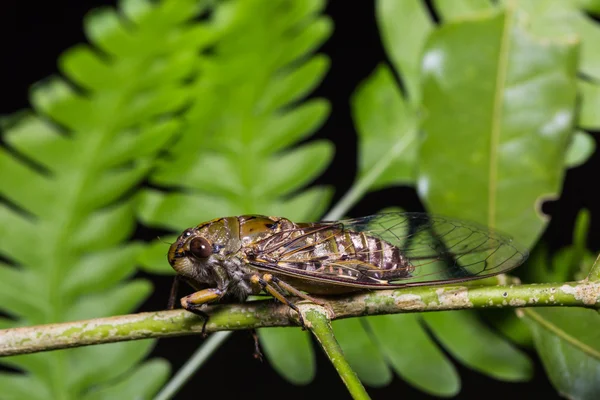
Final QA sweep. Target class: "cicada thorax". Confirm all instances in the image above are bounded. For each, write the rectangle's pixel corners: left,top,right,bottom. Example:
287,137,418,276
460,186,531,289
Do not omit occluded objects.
236,215,296,245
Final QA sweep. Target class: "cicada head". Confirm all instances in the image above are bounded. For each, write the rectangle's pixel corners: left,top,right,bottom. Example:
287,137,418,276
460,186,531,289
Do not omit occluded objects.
168,220,235,283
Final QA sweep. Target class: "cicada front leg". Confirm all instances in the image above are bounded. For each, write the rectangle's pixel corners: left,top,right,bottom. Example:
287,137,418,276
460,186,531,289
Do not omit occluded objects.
181,288,225,336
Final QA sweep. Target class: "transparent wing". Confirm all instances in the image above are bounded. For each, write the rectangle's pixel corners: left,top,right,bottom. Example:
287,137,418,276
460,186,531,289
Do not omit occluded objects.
250,212,528,288
330,212,528,286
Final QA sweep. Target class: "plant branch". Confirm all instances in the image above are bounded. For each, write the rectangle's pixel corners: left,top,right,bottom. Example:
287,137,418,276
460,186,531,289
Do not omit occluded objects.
1,280,599,357
302,305,370,400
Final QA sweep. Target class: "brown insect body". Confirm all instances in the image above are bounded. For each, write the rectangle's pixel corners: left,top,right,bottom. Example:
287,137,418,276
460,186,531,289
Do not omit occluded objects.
168,213,528,324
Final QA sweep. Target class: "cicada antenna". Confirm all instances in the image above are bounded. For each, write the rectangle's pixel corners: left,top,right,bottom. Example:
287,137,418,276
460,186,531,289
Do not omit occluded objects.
157,236,174,245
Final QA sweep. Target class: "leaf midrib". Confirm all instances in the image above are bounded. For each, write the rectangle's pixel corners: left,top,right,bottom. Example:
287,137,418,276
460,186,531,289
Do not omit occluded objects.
488,10,513,230
45,128,115,400
523,308,600,360
44,89,140,400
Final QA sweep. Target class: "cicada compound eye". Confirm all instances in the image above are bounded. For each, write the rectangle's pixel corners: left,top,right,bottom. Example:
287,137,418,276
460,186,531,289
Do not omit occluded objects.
189,237,213,258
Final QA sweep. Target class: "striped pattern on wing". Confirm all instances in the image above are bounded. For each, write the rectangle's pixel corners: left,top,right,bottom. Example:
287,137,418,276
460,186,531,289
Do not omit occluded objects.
248,212,528,288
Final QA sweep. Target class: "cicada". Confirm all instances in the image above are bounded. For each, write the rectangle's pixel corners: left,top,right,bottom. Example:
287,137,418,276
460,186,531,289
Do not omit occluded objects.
168,213,528,328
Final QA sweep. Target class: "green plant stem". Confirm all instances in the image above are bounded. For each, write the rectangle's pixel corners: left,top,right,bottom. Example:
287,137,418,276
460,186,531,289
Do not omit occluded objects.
323,134,416,221
154,331,231,400
587,254,600,281
302,305,371,400
1,279,599,357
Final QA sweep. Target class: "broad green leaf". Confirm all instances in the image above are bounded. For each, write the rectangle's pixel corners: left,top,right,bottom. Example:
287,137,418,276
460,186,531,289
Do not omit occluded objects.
522,308,600,399
423,311,532,381
0,0,209,397
367,314,460,397
509,0,600,81
433,0,495,21
376,0,433,104
495,0,600,137
565,131,596,168
258,328,315,385
332,318,392,387
352,64,418,189
419,10,578,248
579,79,600,130
135,0,333,388
526,308,600,359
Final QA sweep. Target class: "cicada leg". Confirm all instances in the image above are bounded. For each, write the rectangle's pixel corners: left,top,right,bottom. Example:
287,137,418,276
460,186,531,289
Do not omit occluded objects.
269,275,327,306
167,276,181,310
249,273,315,329
181,288,225,336
250,330,263,361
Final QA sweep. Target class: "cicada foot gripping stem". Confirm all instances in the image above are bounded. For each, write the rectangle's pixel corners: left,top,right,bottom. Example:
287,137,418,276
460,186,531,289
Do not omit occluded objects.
181,288,225,337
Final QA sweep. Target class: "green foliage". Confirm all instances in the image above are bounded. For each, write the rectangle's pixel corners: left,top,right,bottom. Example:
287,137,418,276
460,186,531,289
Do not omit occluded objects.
522,307,600,400
515,209,600,400
419,10,577,248
491,209,596,348
330,318,392,388
2,0,598,399
0,0,218,396
566,131,597,168
376,0,432,104
162,0,596,396
526,209,595,284
134,0,333,387
327,0,596,397
352,64,418,189
580,80,600,129
137,0,332,271
257,327,316,385
368,314,460,397
422,311,531,381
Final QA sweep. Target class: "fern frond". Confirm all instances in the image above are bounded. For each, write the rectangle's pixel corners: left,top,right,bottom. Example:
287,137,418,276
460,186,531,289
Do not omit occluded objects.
138,0,333,267
136,0,333,387
0,0,217,398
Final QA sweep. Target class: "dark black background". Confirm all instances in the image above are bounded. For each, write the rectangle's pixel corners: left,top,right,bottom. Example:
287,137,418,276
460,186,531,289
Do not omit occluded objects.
2,1,599,399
